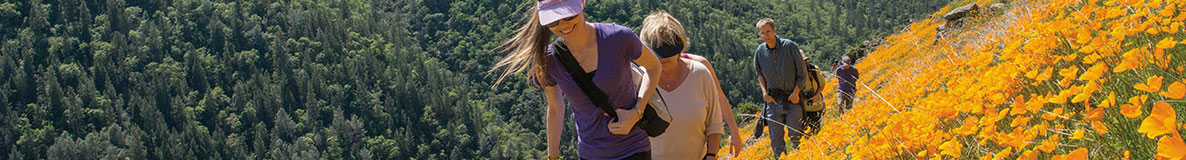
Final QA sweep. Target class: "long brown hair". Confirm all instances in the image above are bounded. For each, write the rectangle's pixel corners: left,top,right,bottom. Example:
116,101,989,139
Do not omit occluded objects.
492,4,554,87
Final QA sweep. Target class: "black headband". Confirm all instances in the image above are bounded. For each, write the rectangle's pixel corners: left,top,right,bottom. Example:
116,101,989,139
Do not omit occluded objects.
652,42,684,58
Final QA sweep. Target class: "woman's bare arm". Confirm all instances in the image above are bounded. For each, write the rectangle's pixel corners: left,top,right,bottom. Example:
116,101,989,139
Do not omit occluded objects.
685,54,743,156
544,86,564,157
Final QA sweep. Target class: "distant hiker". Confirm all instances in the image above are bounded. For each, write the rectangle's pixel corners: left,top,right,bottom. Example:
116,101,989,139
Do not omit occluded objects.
799,54,826,138
835,55,860,113
831,60,840,71
491,0,662,159
639,11,742,159
750,18,810,157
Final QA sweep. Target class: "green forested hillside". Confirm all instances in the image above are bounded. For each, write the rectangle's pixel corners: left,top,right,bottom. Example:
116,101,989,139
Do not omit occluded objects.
0,0,946,159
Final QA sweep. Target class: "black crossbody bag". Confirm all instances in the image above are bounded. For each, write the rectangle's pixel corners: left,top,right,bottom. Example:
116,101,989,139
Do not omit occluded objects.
550,40,670,137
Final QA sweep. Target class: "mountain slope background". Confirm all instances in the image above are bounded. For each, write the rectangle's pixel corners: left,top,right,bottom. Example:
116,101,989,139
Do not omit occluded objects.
0,0,953,159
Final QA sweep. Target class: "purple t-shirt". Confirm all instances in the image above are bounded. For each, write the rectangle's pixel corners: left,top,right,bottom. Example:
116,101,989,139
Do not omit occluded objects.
543,23,649,159
835,65,859,94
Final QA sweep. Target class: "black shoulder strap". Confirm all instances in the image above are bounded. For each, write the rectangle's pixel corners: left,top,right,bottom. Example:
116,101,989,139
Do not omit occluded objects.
809,65,823,91
551,40,620,120
805,64,818,82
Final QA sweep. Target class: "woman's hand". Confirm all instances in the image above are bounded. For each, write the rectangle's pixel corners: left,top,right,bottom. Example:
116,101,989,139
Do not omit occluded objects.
612,41,659,135
608,108,643,134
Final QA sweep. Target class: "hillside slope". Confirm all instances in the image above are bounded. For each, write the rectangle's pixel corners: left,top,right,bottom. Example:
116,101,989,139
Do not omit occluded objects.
722,0,1186,159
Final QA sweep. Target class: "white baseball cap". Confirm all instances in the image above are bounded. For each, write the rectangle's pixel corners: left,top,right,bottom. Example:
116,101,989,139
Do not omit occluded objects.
537,0,584,26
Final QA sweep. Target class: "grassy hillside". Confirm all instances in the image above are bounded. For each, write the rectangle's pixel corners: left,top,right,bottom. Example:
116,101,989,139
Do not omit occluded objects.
722,0,1186,159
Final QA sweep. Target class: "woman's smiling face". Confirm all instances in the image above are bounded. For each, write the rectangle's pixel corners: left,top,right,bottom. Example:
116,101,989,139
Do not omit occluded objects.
546,13,583,37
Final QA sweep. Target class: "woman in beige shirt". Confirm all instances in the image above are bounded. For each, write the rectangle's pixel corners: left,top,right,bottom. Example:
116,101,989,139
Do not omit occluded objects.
639,11,735,160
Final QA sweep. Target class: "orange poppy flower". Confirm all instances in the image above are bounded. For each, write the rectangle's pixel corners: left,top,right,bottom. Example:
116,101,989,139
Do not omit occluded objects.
1120,95,1148,118
1099,92,1117,108
1113,48,1144,72
1146,26,1161,35
954,117,980,136
1135,76,1165,93
1070,129,1085,140
1157,37,1178,49
1160,80,1185,99
1073,82,1101,103
1078,63,1107,81
939,140,961,158
1057,148,1089,160
1092,120,1109,134
1158,135,1186,159
1059,65,1080,79
1085,107,1106,121
1138,102,1179,139
1011,116,1033,127
1036,134,1059,153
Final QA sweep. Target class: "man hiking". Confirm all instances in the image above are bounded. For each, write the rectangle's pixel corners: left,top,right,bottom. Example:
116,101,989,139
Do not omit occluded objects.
749,18,809,158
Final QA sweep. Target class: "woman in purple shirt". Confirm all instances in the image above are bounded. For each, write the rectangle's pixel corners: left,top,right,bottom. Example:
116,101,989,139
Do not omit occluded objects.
491,0,663,159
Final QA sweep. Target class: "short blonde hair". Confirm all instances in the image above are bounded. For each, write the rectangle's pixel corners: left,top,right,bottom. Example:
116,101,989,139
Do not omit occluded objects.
755,18,775,29
640,11,687,52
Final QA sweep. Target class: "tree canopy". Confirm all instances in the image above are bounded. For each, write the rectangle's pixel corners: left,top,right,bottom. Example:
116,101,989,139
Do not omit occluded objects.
0,0,947,159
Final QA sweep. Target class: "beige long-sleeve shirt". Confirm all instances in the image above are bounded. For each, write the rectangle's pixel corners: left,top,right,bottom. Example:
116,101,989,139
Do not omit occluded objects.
650,62,725,160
